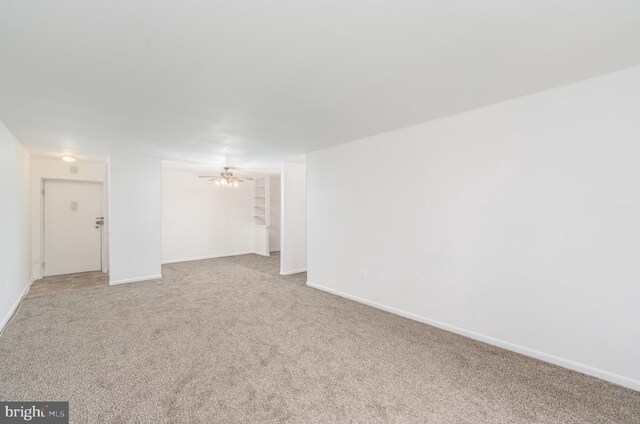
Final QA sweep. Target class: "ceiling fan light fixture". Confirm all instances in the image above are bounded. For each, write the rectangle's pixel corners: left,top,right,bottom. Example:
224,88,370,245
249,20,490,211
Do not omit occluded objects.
199,167,252,188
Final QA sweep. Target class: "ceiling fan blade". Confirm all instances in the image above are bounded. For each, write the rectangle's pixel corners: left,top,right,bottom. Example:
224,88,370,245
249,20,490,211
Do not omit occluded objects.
198,175,219,178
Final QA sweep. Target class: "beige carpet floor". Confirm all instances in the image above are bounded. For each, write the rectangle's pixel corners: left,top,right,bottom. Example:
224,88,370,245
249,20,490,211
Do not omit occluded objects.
1,253,638,423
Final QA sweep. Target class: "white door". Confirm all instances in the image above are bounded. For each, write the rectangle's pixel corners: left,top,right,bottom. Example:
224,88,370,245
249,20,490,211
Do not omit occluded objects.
43,180,103,276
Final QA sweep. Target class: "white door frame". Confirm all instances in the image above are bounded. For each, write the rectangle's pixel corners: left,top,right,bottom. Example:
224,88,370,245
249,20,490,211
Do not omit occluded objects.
41,178,105,277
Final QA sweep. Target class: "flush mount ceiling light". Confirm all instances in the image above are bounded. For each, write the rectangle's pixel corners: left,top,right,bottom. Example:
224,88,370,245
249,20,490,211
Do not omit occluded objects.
62,155,77,162
198,167,252,187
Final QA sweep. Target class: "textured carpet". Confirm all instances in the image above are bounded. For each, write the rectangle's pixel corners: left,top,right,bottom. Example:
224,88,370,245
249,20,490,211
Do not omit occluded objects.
1,253,638,423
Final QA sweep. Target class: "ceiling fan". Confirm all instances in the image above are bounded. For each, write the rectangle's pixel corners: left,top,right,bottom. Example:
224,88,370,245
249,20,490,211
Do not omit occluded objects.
198,167,253,187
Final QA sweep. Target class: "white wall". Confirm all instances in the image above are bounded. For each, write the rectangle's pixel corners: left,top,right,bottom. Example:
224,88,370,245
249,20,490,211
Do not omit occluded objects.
307,66,640,391
162,167,254,263
0,121,31,330
30,157,108,279
280,162,307,275
269,175,281,252
108,155,162,284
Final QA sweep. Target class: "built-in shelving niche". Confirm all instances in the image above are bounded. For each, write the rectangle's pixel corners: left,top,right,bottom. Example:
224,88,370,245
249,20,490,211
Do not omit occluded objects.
252,176,270,255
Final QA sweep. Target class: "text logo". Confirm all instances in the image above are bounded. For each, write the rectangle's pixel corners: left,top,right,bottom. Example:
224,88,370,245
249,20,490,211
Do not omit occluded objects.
1,402,68,423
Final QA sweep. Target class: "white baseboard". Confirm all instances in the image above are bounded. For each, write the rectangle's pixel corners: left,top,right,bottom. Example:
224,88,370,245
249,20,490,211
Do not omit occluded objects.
1,276,35,333
252,251,271,257
162,251,254,264
306,281,640,392
280,268,307,275
109,274,162,286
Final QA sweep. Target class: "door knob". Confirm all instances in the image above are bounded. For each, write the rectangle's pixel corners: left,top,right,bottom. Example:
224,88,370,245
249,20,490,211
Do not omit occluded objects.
95,217,104,225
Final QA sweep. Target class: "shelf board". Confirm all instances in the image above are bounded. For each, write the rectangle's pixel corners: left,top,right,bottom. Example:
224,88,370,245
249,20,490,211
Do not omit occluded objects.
253,195,265,198
253,215,266,217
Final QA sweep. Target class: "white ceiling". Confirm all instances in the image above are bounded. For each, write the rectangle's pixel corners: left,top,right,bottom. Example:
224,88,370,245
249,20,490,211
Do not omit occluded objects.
162,160,280,177
1,0,639,168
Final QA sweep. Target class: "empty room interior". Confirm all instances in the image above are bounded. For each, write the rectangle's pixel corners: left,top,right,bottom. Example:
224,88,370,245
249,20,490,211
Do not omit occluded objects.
1,1,639,422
